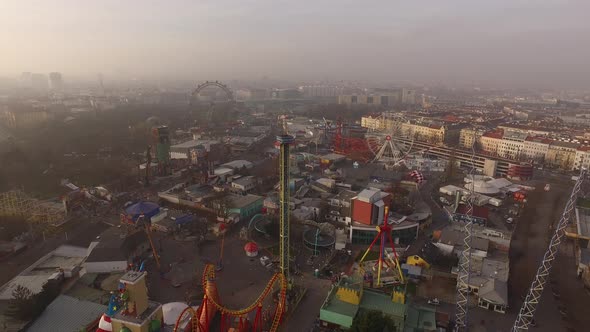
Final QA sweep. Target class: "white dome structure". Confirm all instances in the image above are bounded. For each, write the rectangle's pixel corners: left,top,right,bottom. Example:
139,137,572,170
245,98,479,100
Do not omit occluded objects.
162,302,189,325
162,302,199,326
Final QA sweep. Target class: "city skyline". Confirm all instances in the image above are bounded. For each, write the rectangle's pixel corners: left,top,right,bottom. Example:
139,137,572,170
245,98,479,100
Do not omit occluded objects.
2,1,590,89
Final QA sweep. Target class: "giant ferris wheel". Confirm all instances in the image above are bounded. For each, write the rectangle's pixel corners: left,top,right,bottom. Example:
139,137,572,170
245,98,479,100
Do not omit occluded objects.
365,112,416,167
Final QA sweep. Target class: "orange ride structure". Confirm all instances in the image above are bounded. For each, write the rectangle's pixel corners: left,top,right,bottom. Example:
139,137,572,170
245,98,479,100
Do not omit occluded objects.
175,134,294,332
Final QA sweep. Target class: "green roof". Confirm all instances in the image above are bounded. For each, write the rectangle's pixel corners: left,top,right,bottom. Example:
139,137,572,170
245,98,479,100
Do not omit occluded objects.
404,305,437,332
319,285,358,328
319,281,407,329
360,289,406,320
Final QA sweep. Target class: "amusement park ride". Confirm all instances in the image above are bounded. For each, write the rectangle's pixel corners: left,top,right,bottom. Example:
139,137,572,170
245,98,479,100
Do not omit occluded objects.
330,113,425,167
173,114,294,331
358,206,405,288
120,209,161,270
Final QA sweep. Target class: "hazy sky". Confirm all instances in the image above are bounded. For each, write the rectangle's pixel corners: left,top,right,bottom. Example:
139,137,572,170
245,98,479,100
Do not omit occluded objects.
2,0,590,88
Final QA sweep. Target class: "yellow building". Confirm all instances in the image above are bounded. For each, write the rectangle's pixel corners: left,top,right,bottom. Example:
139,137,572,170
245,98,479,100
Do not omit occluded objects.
546,141,578,170
110,271,163,332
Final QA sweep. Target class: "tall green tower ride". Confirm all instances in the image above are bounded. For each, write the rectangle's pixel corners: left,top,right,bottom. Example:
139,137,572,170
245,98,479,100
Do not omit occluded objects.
277,134,294,282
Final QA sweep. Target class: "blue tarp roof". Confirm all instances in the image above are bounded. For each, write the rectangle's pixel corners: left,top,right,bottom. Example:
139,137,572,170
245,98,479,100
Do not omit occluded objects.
175,214,194,225
124,201,160,219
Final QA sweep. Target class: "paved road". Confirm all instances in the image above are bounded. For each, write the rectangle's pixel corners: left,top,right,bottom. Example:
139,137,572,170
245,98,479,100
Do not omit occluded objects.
282,276,332,332
506,174,588,331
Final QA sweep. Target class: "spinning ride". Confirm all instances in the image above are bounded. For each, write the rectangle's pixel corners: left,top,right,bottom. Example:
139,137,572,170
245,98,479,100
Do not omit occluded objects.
358,206,405,288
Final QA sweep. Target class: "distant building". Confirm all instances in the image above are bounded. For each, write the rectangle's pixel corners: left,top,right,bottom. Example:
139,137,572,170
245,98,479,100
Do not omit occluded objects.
0,108,52,128
19,72,32,88
31,73,49,92
400,121,464,146
497,124,552,136
299,85,343,98
271,88,301,99
170,139,222,165
338,88,418,106
49,72,63,91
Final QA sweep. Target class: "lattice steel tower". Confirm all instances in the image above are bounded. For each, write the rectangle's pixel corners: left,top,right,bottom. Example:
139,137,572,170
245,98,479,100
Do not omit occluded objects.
512,169,586,331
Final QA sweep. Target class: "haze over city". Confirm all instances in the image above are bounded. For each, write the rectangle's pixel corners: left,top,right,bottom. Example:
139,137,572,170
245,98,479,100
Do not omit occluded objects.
4,2,590,332
2,0,590,88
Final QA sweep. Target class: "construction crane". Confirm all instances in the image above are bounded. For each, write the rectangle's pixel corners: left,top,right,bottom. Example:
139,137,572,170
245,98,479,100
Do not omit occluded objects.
511,169,586,331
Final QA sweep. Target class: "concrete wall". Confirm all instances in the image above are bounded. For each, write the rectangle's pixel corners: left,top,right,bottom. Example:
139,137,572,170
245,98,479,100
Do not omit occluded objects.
84,261,127,274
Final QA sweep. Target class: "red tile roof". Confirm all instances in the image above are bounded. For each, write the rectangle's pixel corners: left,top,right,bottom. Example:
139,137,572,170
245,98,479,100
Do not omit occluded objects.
457,204,489,219
483,129,504,139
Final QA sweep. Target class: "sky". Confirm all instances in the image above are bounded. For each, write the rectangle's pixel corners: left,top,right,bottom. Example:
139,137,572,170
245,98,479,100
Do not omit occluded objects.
2,0,590,88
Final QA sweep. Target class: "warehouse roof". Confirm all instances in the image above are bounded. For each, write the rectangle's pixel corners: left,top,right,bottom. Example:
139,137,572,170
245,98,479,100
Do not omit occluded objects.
221,160,253,169
479,279,508,306
27,295,107,332
171,139,219,149
0,275,49,300
228,194,263,209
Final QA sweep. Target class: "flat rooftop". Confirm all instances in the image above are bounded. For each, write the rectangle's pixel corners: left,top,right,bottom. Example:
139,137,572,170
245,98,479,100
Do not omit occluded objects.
576,198,590,239
120,271,146,284
320,288,359,318
360,289,406,318
229,194,263,209
113,301,162,325
171,139,219,149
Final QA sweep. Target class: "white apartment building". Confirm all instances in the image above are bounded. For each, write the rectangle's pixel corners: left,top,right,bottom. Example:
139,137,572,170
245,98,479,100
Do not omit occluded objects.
498,124,551,136
361,116,387,131
522,137,551,162
574,147,590,171
477,129,554,162
459,128,484,149
479,132,502,156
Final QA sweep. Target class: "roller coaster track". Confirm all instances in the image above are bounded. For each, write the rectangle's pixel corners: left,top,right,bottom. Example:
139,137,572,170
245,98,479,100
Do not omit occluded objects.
176,264,287,331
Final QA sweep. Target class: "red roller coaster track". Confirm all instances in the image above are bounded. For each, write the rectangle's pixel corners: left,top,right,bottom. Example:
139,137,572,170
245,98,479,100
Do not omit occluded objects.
174,264,287,332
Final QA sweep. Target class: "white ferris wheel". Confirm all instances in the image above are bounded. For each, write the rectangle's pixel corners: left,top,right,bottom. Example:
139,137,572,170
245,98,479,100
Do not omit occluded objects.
365,112,417,166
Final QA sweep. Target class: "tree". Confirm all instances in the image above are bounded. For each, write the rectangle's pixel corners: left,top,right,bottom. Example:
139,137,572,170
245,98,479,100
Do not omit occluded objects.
4,282,60,321
5,285,34,320
32,282,60,317
351,310,397,332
